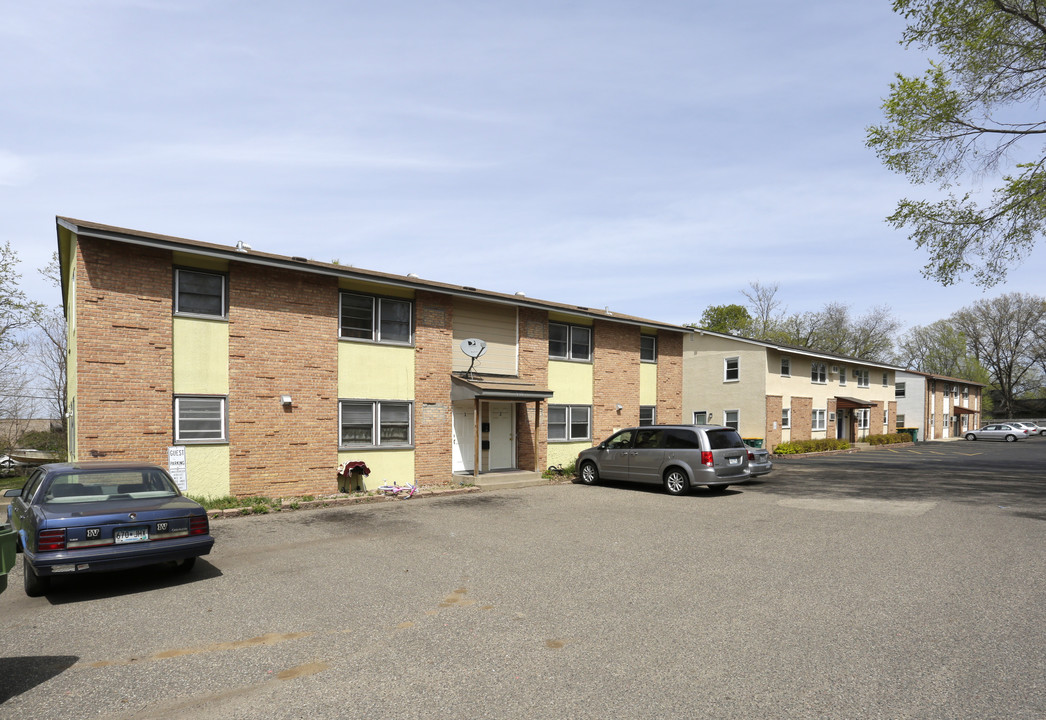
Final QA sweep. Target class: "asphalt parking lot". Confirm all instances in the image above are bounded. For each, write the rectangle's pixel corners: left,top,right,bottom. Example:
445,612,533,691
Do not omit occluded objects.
2,439,1044,720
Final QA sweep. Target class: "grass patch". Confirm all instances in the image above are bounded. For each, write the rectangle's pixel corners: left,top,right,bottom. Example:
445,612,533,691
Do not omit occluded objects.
1,475,27,492
187,495,285,513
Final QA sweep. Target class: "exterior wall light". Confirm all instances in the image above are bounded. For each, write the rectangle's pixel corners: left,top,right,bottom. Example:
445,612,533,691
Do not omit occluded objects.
280,395,292,405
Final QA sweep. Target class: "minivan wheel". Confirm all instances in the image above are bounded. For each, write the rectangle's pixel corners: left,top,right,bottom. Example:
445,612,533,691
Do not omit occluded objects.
664,469,689,496
579,461,599,485
708,484,729,493
24,561,50,597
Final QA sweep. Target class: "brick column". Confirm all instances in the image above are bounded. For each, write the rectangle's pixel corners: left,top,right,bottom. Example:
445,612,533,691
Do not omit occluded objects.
592,320,640,441
413,292,454,485
656,331,683,424
517,308,549,471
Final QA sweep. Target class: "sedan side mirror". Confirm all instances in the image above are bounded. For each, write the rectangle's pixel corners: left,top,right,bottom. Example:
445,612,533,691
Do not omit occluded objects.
4,488,22,497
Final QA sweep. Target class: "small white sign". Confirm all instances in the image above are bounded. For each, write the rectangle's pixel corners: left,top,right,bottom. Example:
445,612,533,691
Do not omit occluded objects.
168,445,188,492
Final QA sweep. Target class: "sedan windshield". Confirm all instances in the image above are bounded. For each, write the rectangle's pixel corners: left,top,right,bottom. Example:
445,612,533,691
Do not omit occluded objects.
43,469,179,504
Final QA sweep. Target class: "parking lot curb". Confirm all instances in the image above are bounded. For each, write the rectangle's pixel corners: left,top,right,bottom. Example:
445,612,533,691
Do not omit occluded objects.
207,484,482,520
771,441,916,460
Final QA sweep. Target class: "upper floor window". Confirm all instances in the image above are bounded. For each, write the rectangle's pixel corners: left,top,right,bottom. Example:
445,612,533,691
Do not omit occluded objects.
780,357,790,376
549,322,592,361
895,382,906,398
882,372,889,387
856,369,870,388
175,268,227,318
340,292,413,344
174,395,227,443
811,362,827,384
640,335,657,363
838,366,847,386
724,357,739,382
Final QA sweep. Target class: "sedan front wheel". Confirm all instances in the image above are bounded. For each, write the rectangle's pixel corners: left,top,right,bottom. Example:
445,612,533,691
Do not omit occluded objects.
965,433,976,441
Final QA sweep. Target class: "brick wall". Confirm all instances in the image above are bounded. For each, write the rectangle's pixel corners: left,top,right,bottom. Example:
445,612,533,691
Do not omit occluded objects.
75,238,173,465
414,292,454,485
827,399,838,439
791,397,812,441
516,308,549,471
592,320,640,441
870,401,885,434
227,263,338,496
888,401,897,433
765,395,782,450
656,331,683,424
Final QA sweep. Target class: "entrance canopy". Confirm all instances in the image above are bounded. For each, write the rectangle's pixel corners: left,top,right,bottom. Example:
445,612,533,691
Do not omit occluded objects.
835,396,875,410
451,374,554,402
952,406,978,415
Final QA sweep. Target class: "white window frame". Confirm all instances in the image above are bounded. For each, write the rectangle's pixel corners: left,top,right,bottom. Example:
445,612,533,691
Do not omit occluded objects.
548,405,591,441
549,322,592,362
339,400,414,448
882,372,889,387
895,382,906,398
812,409,826,431
856,369,870,388
780,357,790,376
781,408,791,429
722,409,739,430
858,408,870,430
839,366,847,387
811,362,827,384
174,268,227,319
692,410,709,425
174,395,228,443
339,292,414,345
896,414,906,427
724,357,739,383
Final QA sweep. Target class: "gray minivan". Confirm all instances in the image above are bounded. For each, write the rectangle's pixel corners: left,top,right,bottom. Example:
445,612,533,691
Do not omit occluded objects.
576,424,750,495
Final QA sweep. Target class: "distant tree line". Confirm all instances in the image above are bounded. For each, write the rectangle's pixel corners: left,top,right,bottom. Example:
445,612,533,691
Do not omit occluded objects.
696,282,1046,418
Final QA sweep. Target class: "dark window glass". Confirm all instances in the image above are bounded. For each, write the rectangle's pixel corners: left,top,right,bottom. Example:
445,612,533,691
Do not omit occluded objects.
706,428,745,450
379,299,412,343
569,407,590,439
340,294,374,339
571,327,592,361
176,269,225,316
548,406,567,440
605,430,634,450
633,429,662,449
549,323,569,358
641,335,656,362
664,428,700,449
639,406,655,426
341,402,374,445
379,402,411,444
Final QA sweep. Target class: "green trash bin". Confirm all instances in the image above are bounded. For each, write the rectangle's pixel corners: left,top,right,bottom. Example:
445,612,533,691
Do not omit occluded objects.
0,524,16,596
743,438,764,448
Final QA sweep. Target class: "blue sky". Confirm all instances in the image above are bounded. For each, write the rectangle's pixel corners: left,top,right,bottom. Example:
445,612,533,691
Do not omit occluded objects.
4,0,1044,330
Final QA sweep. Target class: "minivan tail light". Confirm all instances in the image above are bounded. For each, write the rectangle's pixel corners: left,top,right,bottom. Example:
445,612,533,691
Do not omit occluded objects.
700,451,714,467
38,529,66,552
189,516,209,536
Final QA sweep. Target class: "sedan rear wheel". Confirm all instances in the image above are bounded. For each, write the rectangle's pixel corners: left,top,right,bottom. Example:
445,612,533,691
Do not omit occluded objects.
965,433,976,441
579,461,599,485
176,557,197,573
23,561,50,597
1005,434,1017,442
664,469,689,496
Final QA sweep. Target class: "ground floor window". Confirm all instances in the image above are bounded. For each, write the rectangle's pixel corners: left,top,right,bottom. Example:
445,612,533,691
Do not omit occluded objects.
340,400,413,447
812,409,826,431
723,409,739,430
896,414,906,427
639,406,656,426
858,408,870,430
693,410,708,425
549,405,591,441
174,395,227,442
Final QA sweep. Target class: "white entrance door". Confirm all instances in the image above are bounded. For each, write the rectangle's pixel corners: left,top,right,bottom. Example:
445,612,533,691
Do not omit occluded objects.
488,403,515,470
452,405,475,473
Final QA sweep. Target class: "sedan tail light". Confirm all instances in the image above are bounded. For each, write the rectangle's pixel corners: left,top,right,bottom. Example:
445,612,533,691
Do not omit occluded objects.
189,516,209,536
700,451,714,467
747,450,755,461
38,529,66,552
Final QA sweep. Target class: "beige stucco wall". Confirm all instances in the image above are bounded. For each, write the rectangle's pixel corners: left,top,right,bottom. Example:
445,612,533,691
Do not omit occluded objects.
682,334,768,438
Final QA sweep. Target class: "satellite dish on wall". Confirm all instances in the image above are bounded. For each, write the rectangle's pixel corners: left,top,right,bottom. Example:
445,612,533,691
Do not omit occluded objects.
461,338,487,377
461,338,487,358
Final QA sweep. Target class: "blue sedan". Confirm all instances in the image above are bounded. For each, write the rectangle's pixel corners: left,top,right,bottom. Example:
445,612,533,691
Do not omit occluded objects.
4,461,214,596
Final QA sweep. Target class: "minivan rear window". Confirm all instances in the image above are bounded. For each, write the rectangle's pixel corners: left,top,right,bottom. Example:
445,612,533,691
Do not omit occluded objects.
663,428,700,449
706,429,745,450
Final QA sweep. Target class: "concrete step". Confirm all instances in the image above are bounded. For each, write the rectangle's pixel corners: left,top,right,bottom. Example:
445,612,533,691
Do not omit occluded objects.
469,470,548,490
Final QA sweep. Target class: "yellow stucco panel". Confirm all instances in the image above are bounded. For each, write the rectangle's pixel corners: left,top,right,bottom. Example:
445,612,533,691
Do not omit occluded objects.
173,317,229,394
640,363,657,406
547,441,589,469
339,342,414,399
184,445,231,499
548,361,594,404
337,449,415,491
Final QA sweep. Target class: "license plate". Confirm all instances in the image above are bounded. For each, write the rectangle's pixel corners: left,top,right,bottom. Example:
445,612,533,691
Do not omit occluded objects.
115,527,149,544
728,456,740,465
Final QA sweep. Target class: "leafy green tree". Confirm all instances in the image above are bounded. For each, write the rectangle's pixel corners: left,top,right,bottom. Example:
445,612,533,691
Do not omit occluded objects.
895,319,991,381
696,304,752,335
867,0,1046,286
951,292,1046,415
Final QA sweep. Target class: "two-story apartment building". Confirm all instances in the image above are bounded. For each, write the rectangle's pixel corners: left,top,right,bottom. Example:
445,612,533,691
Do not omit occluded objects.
682,331,899,451
894,370,984,441
57,217,685,498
